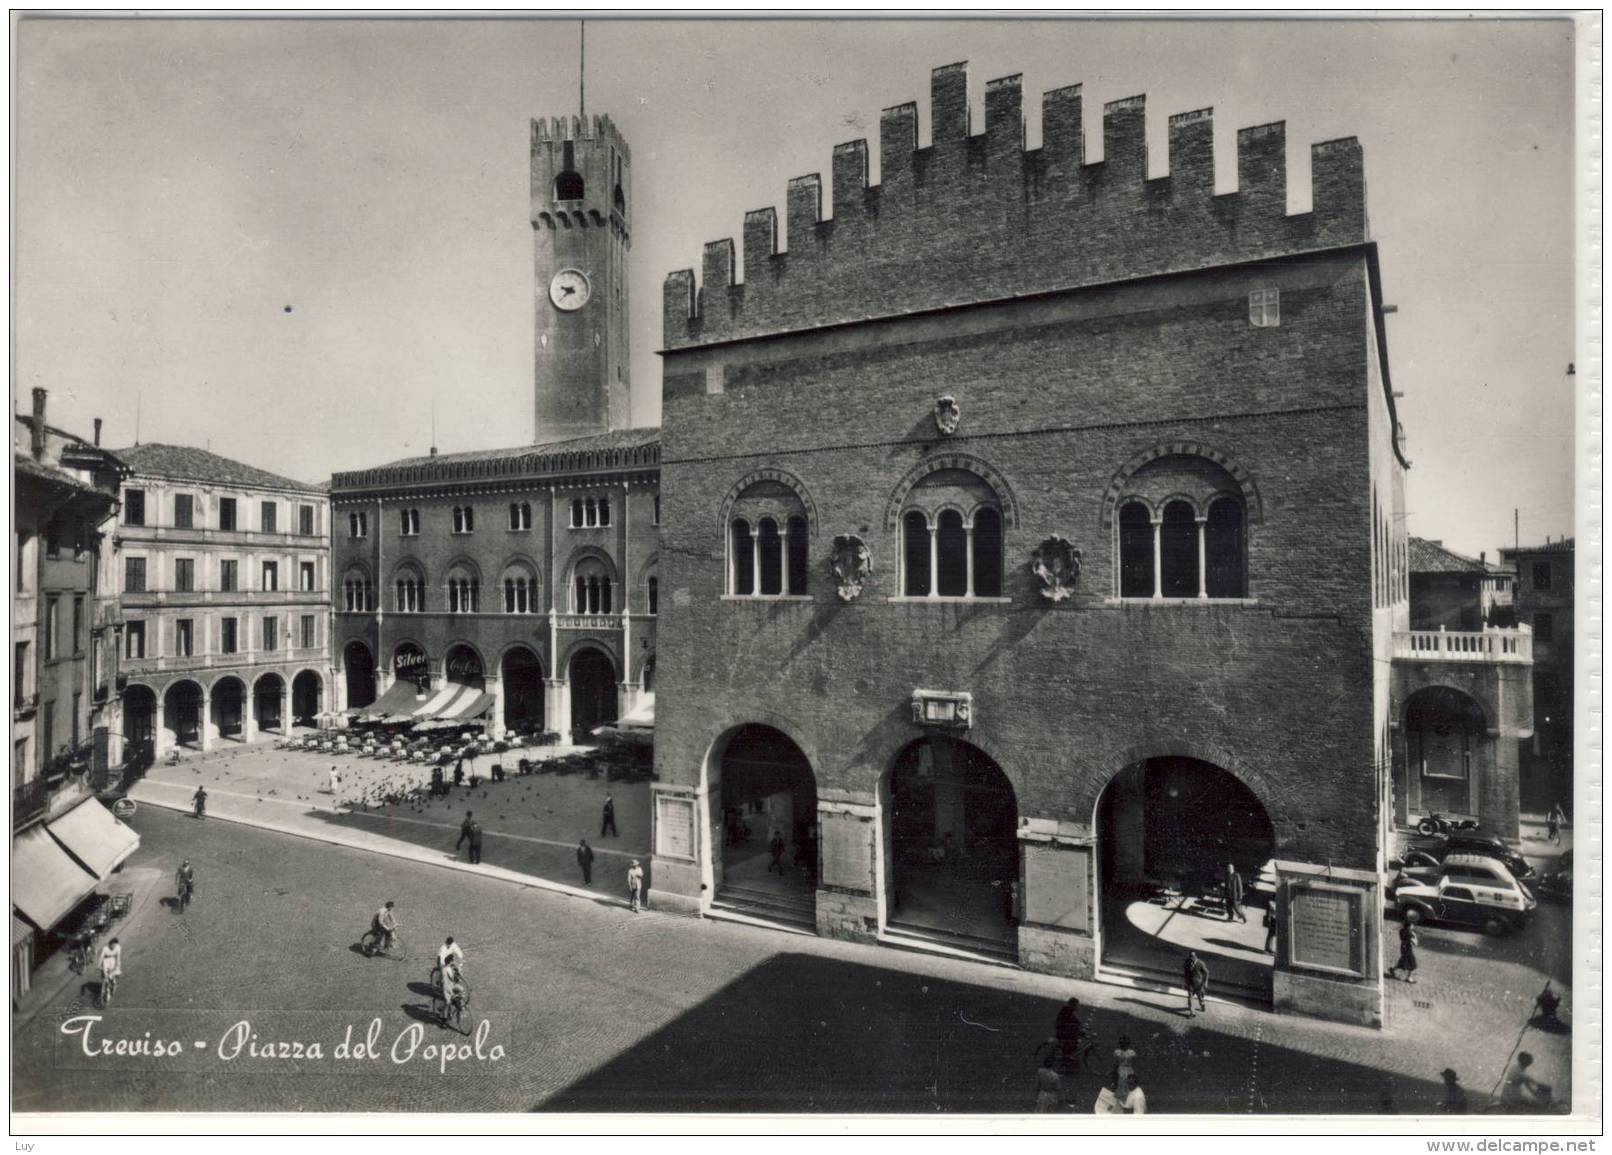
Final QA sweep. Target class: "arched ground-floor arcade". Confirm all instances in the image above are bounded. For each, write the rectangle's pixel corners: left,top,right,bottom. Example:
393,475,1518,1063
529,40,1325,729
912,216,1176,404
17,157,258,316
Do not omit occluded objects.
126,661,336,760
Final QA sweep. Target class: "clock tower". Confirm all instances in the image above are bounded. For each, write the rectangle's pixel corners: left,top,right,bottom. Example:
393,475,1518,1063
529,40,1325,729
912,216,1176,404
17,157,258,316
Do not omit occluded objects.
530,113,631,441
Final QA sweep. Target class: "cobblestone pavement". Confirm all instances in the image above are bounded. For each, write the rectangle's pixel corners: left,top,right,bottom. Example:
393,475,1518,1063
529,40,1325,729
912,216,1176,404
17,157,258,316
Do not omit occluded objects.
12,807,1574,1117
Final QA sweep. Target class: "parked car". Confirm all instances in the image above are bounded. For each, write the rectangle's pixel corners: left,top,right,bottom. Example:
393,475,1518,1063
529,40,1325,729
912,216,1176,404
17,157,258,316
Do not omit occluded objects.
1534,849,1572,903
1395,856,1536,935
1417,831,1535,879
1391,852,1524,894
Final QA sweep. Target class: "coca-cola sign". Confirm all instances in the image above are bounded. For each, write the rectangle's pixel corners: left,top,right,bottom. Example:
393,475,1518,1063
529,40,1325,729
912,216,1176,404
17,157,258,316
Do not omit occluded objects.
446,655,483,680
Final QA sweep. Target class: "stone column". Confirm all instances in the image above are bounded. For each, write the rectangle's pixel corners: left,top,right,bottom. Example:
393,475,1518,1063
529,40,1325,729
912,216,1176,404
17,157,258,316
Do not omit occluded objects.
199,688,216,753
486,674,505,739
547,677,571,742
964,524,976,598
154,703,172,762
1017,820,1096,978
617,680,637,721
927,523,939,597
243,688,258,743
1152,518,1163,598
1196,515,1209,598
280,687,291,733
750,525,761,596
816,791,881,942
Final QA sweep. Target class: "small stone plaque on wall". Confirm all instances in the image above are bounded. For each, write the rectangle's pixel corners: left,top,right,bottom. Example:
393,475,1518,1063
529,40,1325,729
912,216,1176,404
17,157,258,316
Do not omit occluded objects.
821,813,871,892
1287,881,1364,977
1023,842,1089,931
655,795,696,862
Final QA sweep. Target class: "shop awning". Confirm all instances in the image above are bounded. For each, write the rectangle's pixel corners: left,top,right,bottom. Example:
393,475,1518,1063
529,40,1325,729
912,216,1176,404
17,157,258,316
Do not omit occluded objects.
13,916,35,948
619,694,655,731
361,680,431,718
437,688,494,721
12,826,99,931
46,798,141,879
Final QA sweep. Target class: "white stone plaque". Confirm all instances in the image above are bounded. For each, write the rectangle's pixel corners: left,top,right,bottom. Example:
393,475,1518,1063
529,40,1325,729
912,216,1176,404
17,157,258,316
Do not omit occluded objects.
1287,882,1363,977
655,795,696,861
821,814,870,891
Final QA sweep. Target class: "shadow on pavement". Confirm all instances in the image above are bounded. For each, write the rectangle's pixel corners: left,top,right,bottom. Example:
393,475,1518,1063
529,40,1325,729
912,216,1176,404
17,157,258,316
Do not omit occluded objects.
539,952,1453,1114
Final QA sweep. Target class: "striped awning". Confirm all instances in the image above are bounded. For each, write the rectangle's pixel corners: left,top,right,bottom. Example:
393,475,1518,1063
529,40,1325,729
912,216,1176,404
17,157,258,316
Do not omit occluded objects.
13,827,99,931
360,679,431,718
46,798,140,879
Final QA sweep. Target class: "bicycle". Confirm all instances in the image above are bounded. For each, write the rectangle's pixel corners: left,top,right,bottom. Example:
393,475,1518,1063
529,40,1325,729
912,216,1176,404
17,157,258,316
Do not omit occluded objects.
177,880,193,911
361,928,401,958
96,972,117,1008
67,934,93,975
431,975,470,1034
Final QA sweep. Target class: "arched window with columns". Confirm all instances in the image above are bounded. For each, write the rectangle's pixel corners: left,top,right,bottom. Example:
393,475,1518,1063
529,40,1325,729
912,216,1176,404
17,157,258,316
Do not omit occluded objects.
501,561,539,614
725,480,810,598
571,556,614,615
896,469,1006,599
393,564,425,613
341,566,374,613
1112,453,1250,600
445,562,479,614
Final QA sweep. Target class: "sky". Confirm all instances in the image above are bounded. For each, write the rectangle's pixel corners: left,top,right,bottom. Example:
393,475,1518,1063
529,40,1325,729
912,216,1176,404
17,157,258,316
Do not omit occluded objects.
14,15,1580,559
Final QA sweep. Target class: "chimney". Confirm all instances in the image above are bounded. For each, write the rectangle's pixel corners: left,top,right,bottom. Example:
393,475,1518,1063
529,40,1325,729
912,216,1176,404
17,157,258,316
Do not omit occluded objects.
93,417,103,446
30,387,46,460
429,446,438,457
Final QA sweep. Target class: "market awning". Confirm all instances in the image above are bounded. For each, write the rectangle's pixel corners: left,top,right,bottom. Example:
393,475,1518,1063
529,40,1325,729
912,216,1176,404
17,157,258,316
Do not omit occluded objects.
437,688,494,721
619,694,655,731
361,680,431,718
12,826,99,931
46,798,141,879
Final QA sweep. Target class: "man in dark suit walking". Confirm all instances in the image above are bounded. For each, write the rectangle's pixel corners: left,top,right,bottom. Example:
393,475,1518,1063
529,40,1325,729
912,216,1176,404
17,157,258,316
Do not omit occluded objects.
576,838,595,886
456,811,483,864
1225,863,1247,923
1184,950,1209,1016
600,794,618,838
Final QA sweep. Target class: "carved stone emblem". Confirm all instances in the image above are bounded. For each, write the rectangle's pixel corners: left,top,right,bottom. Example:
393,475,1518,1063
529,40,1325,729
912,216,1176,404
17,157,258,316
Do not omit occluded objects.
829,534,873,602
1031,536,1083,601
934,394,960,435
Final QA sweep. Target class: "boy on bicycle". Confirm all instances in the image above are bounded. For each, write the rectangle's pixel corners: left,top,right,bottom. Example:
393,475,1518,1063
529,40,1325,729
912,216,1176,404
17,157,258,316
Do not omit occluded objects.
175,860,195,906
440,962,468,1025
372,901,399,953
97,937,123,1003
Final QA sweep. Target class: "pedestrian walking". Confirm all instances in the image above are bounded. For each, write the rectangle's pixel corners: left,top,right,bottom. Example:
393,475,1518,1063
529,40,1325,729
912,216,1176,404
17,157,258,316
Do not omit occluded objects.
767,829,786,875
453,759,465,788
1225,863,1247,922
1437,1069,1468,1114
1033,1054,1065,1113
1119,1072,1147,1115
601,793,618,838
1388,920,1418,983
431,765,445,798
1183,950,1209,1016
626,859,644,912
577,838,595,886
1263,902,1279,953
1500,1052,1551,1113
1546,802,1566,845
192,786,207,819
1112,1034,1137,1085
329,766,340,795
456,811,483,864
1531,982,1563,1029
1053,998,1086,1070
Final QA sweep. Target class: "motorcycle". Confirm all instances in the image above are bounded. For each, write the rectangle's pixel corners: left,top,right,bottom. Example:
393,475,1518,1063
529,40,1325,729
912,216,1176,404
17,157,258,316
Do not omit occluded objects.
1417,812,1481,837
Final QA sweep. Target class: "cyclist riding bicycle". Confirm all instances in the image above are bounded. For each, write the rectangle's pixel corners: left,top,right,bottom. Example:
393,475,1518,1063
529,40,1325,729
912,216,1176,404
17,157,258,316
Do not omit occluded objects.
437,936,464,971
175,860,195,905
439,961,469,1025
371,901,399,954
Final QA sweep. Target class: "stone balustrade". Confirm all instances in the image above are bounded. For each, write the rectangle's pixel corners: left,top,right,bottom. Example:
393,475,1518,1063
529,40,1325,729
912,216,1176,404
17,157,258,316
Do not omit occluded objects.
1393,625,1532,665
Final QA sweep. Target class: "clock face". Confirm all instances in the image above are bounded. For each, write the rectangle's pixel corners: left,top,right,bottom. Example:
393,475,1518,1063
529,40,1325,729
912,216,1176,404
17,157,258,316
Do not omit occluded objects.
549,268,591,312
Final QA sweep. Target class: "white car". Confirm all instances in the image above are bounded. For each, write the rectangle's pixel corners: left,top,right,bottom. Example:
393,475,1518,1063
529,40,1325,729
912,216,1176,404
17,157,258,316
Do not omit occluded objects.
1393,853,1536,935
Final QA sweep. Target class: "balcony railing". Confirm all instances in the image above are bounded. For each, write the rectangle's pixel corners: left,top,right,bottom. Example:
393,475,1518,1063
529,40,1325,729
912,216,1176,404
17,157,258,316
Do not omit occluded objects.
1394,626,1533,665
14,776,54,829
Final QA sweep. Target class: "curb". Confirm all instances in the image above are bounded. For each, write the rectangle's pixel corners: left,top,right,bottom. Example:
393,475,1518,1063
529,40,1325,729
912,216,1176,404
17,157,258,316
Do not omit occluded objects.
132,793,641,915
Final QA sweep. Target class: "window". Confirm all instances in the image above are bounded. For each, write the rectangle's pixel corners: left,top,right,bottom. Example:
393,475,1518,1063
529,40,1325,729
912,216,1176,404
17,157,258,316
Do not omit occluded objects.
14,642,29,706
653,494,661,525
731,518,755,596
572,562,613,615
1114,455,1249,600
585,499,597,527
72,595,84,654
260,502,278,533
123,489,146,526
219,498,237,531
349,512,368,539
447,570,480,614
46,523,61,559
300,561,316,592
220,560,238,592
41,701,54,763
400,509,419,536
299,504,315,536
126,621,145,660
125,556,147,593
395,569,422,613
175,618,194,657
1205,498,1246,598
262,616,279,651
555,141,584,199
894,470,1003,599
503,575,533,613
301,615,316,649
599,496,611,527
220,618,238,654
1249,287,1280,327
1534,612,1554,642
175,558,195,593
509,502,532,531
1532,561,1552,591
175,494,194,529
262,561,279,591
343,578,374,612
453,506,475,534
71,693,81,748
1159,501,1198,597
571,499,584,528
16,532,31,593
647,575,659,616
44,595,59,659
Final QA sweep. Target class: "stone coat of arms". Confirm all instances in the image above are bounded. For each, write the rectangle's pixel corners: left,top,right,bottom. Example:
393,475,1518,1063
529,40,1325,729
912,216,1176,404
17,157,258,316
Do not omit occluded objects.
934,394,960,435
1031,536,1082,601
829,534,873,602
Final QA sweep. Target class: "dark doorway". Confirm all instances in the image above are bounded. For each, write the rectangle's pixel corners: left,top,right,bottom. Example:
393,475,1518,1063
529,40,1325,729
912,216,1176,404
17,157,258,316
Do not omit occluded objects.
885,737,1018,959
343,642,376,710
1096,757,1275,1001
123,685,156,747
1405,687,1483,817
211,678,246,740
501,646,545,733
163,681,203,747
568,647,618,739
713,724,818,931
254,675,285,733
292,671,322,726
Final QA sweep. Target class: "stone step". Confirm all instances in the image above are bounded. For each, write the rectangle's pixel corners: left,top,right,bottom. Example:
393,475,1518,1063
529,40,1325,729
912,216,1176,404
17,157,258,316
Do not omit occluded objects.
717,883,816,915
878,926,1020,970
886,918,1019,960
705,904,818,938
711,887,817,932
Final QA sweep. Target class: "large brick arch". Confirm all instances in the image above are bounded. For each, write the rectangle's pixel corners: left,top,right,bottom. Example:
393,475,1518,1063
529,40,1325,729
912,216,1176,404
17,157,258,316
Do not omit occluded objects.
560,544,620,585
879,731,1021,805
882,451,1022,532
558,637,621,679
1099,440,1265,529
718,467,819,537
698,711,823,788
1079,740,1287,838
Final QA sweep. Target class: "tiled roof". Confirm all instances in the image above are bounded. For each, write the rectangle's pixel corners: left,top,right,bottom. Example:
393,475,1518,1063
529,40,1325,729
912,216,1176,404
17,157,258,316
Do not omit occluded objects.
1408,537,1487,574
332,427,661,491
1502,538,1575,557
14,452,99,497
110,443,323,495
